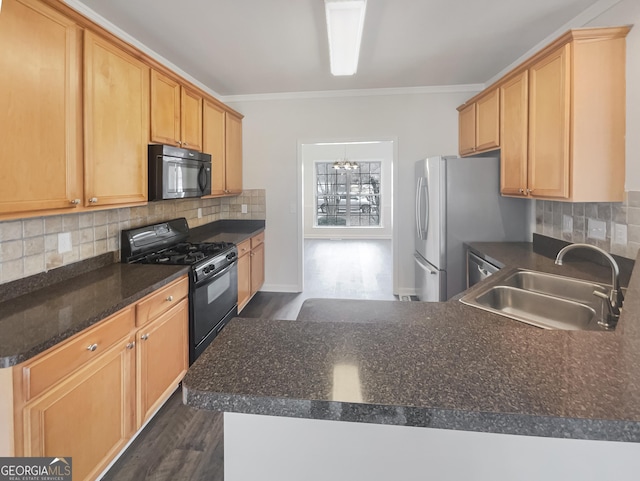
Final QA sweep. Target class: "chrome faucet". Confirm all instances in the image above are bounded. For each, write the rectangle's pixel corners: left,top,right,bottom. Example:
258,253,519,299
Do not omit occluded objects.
555,243,623,329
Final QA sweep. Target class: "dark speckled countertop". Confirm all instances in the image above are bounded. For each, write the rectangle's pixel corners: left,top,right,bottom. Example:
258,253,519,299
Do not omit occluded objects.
0,261,189,368
183,241,640,442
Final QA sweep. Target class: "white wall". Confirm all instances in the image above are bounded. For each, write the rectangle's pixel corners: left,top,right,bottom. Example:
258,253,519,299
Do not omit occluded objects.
227,92,472,293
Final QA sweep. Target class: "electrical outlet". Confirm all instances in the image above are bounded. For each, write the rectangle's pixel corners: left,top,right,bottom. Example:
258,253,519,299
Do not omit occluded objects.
562,215,573,234
613,223,628,245
587,218,607,241
241,204,248,214
197,208,202,218
58,232,72,253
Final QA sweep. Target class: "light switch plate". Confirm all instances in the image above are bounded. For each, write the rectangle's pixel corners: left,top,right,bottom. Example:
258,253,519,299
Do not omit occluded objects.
587,218,607,241
197,208,202,218
241,204,248,214
562,215,573,234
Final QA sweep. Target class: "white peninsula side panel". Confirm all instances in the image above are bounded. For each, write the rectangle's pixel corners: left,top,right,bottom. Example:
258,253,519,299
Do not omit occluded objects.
225,412,640,481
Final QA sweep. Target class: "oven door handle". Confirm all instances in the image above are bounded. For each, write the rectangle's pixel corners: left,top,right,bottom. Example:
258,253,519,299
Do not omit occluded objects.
196,259,237,287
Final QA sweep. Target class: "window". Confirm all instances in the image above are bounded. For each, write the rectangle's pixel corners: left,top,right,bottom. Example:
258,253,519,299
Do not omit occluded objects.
315,161,381,227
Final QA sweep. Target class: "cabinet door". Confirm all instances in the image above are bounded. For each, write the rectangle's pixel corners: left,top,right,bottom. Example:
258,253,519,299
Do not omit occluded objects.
225,112,243,194
0,0,82,216
150,70,181,147
181,87,203,151
500,71,529,196
237,251,251,312
23,337,136,481
475,89,499,152
84,31,149,207
458,103,476,156
136,299,188,427
203,100,227,196
250,242,265,295
528,44,571,199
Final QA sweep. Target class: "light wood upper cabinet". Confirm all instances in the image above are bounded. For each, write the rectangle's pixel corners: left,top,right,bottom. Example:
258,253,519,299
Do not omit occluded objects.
458,103,476,156
84,30,149,207
498,27,628,201
527,44,571,199
500,70,529,196
150,70,181,147
203,103,244,196
203,100,227,195
225,112,244,194
475,89,500,152
181,87,203,151
458,89,499,157
0,0,83,216
151,70,203,151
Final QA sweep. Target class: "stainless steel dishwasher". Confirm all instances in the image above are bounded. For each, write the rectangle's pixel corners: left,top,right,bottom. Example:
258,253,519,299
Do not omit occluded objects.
467,250,500,288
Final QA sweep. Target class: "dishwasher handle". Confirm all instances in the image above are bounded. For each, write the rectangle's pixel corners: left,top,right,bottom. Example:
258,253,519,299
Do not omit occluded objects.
467,251,499,288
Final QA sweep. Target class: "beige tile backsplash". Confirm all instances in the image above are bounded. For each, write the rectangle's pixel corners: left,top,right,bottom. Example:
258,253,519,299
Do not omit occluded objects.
0,190,265,285
535,191,640,260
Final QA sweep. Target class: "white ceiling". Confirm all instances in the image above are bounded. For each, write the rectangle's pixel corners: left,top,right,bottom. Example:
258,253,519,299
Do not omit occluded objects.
69,0,607,97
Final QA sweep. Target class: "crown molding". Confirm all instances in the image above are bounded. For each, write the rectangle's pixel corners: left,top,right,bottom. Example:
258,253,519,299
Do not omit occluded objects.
220,84,484,103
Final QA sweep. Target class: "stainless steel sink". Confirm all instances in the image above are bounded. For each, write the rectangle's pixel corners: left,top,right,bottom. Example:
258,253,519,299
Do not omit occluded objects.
460,269,615,331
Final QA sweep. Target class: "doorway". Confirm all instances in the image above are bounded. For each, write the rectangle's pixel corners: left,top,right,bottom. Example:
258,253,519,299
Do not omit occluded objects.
299,140,397,299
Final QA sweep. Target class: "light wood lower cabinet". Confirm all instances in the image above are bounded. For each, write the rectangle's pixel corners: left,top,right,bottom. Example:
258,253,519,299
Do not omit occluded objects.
136,298,188,427
23,335,136,481
237,232,265,312
7,276,188,481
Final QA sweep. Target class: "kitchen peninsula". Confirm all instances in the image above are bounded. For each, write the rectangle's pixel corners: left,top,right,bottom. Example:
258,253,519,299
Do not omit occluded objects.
182,241,640,480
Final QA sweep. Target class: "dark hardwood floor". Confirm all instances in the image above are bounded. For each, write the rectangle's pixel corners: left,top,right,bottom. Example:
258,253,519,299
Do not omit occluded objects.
100,389,223,481
101,239,395,480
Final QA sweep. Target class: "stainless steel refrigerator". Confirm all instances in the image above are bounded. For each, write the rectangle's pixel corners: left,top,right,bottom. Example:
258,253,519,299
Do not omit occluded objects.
414,156,529,301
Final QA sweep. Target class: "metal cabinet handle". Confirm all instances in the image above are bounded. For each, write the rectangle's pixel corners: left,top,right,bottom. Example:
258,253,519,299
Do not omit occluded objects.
87,343,98,352
518,188,524,194
141,334,149,341
166,295,173,302
89,197,98,204
126,342,136,350
70,198,81,205
183,142,188,147
176,140,182,145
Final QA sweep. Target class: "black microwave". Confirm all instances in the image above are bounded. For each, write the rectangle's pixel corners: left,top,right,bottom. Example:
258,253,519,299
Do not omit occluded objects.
148,144,212,201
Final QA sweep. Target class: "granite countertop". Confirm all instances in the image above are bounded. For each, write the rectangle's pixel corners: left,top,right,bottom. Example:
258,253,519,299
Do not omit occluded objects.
183,241,640,443
189,219,265,245
0,259,189,368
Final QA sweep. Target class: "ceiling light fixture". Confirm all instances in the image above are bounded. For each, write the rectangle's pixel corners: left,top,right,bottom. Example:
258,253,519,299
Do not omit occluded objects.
324,0,367,76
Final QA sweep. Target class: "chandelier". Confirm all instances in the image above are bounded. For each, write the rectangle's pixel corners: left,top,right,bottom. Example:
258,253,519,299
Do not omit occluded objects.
332,160,359,170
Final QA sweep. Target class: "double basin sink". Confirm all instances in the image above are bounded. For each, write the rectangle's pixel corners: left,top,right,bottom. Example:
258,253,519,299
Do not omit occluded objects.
460,269,616,331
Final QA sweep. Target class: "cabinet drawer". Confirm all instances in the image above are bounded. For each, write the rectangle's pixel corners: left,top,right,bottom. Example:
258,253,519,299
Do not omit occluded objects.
23,307,135,401
251,231,265,249
136,276,188,327
237,239,251,257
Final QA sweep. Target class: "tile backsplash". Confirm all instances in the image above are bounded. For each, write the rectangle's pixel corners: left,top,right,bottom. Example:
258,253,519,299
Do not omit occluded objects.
535,191,640,260
0,190,265,285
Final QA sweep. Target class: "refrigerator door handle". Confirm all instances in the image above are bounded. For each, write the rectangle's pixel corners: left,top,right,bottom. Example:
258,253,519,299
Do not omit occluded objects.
414,253,438,275
415,177,429,240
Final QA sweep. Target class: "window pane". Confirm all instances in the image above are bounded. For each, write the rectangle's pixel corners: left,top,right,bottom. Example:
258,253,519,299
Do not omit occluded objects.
315,160,381,227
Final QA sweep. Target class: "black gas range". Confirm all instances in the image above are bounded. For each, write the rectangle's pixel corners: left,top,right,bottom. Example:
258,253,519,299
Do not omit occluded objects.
121,218,238,363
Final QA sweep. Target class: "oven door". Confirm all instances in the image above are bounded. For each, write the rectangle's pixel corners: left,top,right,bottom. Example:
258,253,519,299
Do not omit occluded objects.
190,260,238,363
162,156,211,199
